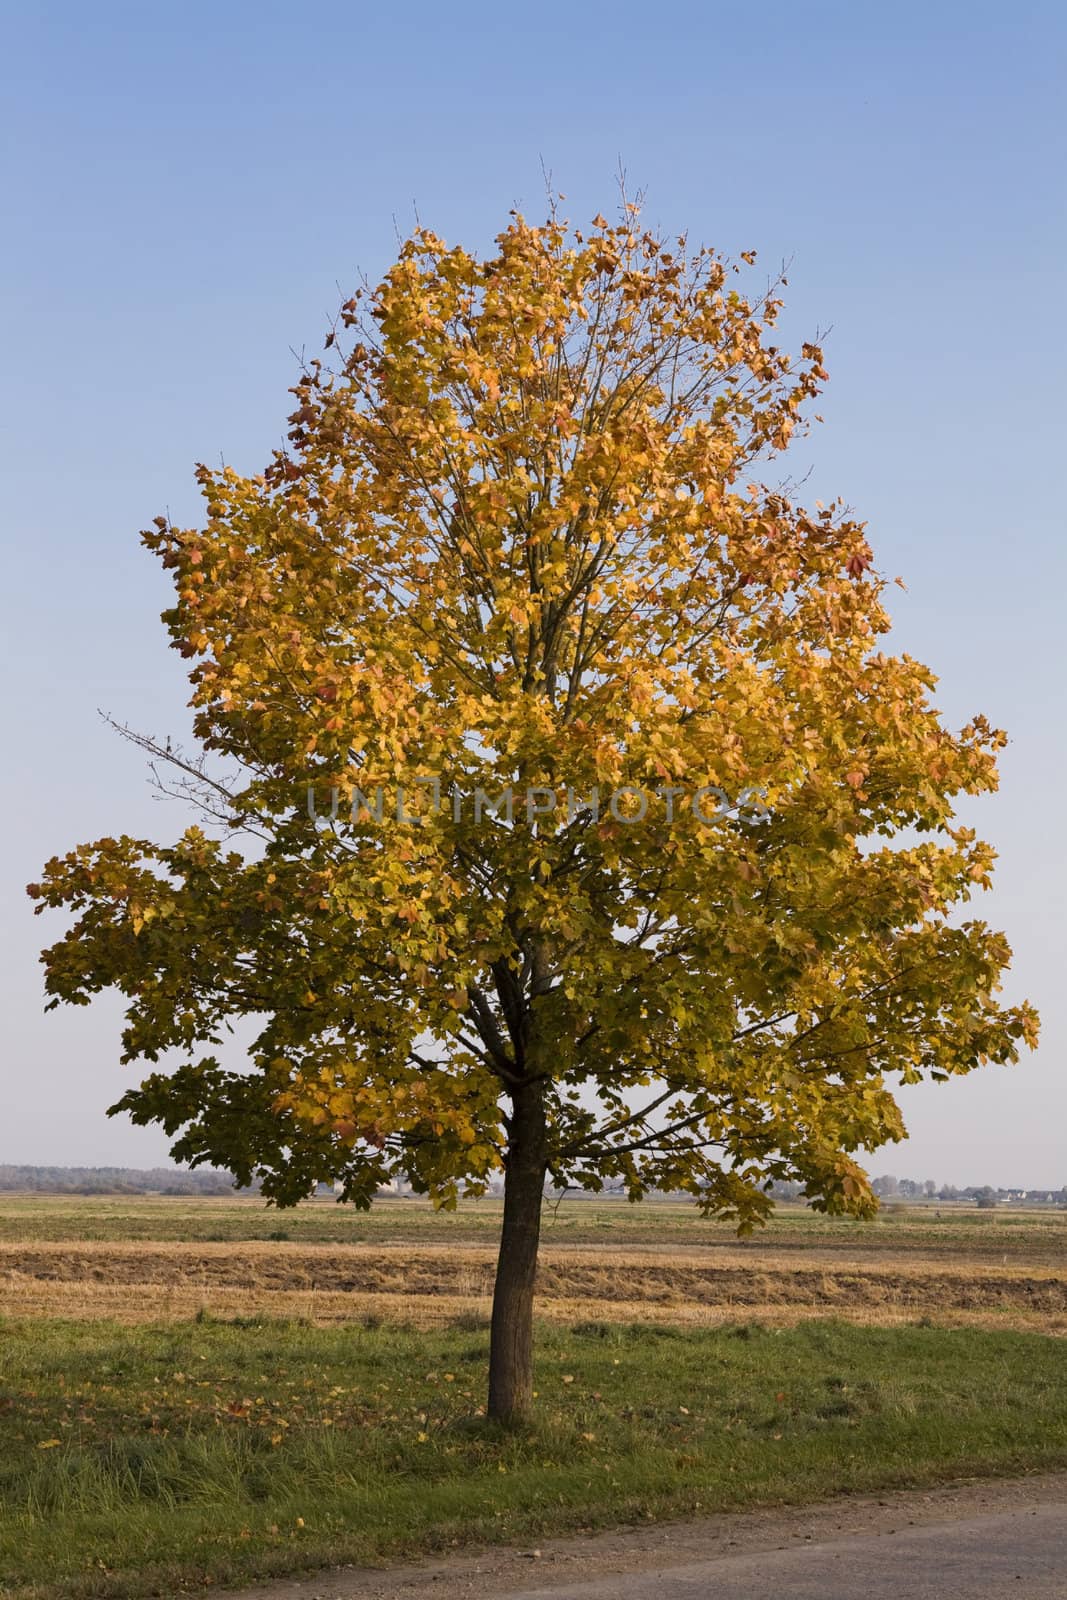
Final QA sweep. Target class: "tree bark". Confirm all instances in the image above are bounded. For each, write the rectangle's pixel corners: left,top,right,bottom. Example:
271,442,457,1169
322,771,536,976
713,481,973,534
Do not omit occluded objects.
487,1078,548,1422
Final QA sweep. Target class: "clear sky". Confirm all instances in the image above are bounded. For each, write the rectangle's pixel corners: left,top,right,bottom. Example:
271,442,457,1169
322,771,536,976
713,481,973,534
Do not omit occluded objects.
2,1,1064,1186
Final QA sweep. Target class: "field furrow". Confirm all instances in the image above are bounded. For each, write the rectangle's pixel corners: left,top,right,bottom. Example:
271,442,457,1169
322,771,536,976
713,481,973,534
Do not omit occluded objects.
4,1238,1066,1330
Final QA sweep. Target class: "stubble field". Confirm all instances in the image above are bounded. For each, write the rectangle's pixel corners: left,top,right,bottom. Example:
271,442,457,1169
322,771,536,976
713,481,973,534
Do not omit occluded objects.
3,1192,1066,1333
1,1194,1065,1599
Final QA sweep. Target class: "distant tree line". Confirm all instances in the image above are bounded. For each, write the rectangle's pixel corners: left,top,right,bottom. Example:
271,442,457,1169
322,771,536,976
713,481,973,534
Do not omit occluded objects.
2,1164,1063,1207
0,1165,250,1196
866,1175,1066,1207
759,1176,1067,1208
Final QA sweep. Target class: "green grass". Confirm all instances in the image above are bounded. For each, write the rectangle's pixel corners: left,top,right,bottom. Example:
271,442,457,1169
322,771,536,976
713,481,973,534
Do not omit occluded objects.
1,1314,1066,1598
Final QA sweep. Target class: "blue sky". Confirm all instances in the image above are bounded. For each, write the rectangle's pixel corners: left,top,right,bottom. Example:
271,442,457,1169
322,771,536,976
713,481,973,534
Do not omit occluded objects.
2,1,1065,1183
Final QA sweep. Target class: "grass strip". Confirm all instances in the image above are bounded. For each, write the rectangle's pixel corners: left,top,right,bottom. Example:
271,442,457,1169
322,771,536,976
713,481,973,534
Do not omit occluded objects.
1,1314,1065,1598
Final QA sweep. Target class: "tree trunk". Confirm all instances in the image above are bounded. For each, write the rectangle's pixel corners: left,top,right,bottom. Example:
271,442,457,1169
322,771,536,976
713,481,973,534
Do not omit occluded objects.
487,1079,547,1422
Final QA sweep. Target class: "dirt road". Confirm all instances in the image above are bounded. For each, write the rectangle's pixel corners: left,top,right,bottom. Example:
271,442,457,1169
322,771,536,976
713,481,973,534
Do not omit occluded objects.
224,1472,1066,1600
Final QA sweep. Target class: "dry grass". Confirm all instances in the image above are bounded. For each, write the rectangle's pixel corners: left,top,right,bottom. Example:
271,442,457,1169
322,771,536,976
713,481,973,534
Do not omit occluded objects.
4,1235,1066,1333
4,1191,1067,1268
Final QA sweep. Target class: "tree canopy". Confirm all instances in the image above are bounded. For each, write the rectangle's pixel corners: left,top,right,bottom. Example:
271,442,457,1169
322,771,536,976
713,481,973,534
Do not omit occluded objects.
30,203,1037,1415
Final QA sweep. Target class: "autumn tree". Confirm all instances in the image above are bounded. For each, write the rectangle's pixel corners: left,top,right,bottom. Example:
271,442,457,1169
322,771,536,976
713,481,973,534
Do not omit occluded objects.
30,205,1037,1420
